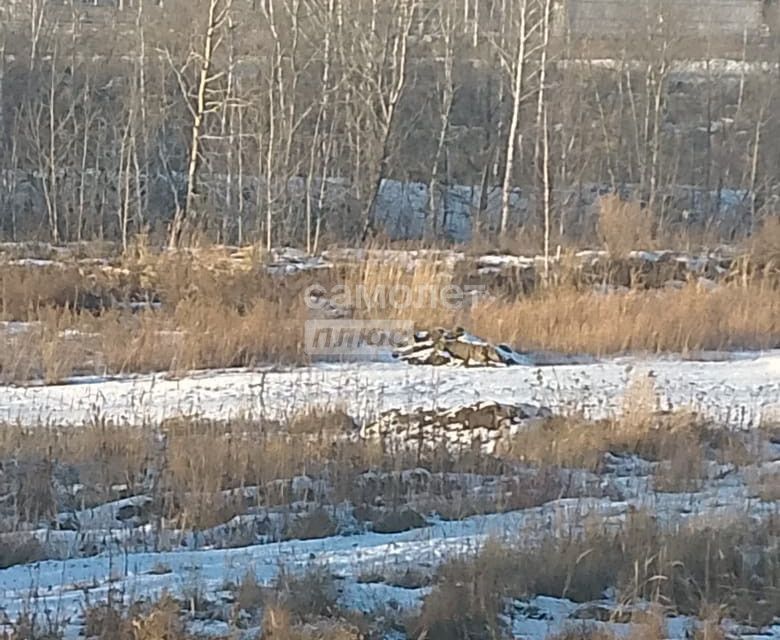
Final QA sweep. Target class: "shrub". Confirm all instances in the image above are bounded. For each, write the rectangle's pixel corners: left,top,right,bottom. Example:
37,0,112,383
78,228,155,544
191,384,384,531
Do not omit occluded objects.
270,566,338,623
283,508,338,541
371,508,427,534
0,534,45,569
598,195,654,256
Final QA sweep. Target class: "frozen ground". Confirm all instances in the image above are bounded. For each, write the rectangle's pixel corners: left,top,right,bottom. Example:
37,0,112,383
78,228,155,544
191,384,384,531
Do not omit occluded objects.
0,490,776,639
0,352,777,638
1,351,778,428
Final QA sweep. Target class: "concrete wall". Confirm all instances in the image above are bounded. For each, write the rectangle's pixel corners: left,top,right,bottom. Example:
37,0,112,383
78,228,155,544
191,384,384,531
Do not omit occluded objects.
554,0,765,37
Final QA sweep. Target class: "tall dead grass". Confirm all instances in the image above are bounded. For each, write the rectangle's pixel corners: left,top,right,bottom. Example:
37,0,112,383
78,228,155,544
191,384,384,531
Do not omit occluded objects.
0,245,778,383
0,398,764,535
0,301,307,383
598,195,655,255
339,257,457,326
505,409,711,473
469,281,779,355
343,253,779,355
0,415,387,529
747,214,780,263
413,515,779,640
0,251,315,382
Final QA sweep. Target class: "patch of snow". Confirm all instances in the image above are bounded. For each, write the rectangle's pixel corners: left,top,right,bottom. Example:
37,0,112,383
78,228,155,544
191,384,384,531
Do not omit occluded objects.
0,497,774,638
0,321,36,335
1,353,777,428
476,254,537,269
4,258,60,267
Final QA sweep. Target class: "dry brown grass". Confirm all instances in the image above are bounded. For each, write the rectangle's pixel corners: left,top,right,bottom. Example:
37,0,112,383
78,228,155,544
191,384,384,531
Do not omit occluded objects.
338,257,457,326
410,536,533,640
547,626,621,640
506,373,764,486
748,215,780,263
469,281,779,355
234,570,265,614
160,423,380,530
357,566,432,589
0,392,764,535
1,244,778,383
746,467,780,502
503,376,761,492
412,514,779,640
505,408,712,474
598,195,655,256
341,249,779,356
0,298,308,383
269,566,339,623
0,422,153,509
0,311,90,384
261,606,363,640
468,226,554,256
79,578,362,640
427,467,566,521
83,594,187,640
287,407,356,436
0,250,322,383
0,415,387,531
548,620,668,640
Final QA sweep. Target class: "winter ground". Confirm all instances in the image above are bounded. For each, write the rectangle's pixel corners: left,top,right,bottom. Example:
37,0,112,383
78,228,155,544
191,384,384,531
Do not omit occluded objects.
0,352,778,638
1,350,778,428
0,495,777,640
0,476,777,639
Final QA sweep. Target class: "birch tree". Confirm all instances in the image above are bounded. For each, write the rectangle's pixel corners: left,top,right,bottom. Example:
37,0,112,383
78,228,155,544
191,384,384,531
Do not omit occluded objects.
359,0,419,241
167,0,233,249
428,1,456,236
498,0,530,234
534,0,552,277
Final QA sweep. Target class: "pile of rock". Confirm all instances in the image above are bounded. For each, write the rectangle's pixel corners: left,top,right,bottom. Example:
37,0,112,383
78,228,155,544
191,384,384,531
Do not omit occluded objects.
361,400,551,455
393,327,531,367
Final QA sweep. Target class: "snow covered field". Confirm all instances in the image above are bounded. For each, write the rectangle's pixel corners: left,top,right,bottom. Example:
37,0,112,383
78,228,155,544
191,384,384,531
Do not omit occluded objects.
1,351,778,428
0,488,777,639
0,353,778,639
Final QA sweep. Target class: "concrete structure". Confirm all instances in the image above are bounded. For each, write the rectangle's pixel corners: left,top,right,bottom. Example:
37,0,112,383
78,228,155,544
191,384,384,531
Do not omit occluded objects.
553,0,766,37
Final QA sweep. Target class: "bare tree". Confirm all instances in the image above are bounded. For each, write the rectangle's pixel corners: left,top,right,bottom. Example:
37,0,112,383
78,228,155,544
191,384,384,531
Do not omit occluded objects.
428,1,456,236
534,0,552,277
498,0,530,234
167,0,233,248
29,0,46,72
0,0,776,248
303,0,338,252
359,0,418,241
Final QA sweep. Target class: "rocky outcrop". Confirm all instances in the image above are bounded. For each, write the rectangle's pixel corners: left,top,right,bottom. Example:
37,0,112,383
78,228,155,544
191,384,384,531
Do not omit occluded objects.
393,327,532,367
361,400,551,455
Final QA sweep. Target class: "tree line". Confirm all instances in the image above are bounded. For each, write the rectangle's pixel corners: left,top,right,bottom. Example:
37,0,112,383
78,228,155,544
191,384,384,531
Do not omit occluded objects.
0,0,778,249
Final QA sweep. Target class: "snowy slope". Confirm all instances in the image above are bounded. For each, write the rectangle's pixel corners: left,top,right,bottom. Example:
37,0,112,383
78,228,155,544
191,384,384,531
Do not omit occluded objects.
1,352,778,428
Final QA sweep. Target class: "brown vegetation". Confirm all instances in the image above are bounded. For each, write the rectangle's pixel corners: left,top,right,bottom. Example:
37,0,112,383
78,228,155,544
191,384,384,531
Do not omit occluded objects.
0,400,775,638
83,595,186,640
0,244,777,384
468,280,778,356
504,378,756,475
412,515,780,640
0,394,768,545
597,196,654,256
